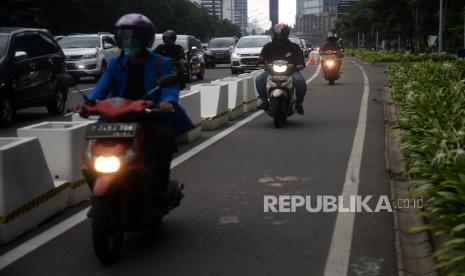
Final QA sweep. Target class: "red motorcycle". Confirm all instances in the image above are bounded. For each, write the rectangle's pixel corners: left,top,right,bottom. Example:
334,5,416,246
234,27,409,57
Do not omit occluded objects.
321,50,342,85
74,75,184,265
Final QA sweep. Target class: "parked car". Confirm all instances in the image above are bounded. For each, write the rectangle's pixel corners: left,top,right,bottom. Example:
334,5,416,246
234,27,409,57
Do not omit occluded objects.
58,33,119,81
0,27,69,126
300,38,311,58
289,37,307,59
230,35,271,74
205,37,237,68
151,34,205,82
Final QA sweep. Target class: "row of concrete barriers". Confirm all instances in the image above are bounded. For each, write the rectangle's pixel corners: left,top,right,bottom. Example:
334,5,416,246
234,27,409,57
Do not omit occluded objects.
0,70,263,244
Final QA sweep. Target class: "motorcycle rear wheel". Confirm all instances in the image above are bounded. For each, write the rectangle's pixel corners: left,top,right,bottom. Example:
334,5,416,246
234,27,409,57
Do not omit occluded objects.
92,198,124,266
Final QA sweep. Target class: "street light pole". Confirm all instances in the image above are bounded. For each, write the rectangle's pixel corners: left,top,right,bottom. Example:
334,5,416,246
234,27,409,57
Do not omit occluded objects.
439,0,443,52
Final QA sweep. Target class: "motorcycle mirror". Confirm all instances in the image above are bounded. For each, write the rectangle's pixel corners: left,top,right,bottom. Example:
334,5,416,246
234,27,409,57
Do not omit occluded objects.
157,74,178,87
56,73,76,87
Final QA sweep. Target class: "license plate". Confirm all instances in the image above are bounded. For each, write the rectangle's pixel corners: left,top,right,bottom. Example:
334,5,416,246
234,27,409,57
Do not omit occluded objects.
216,54,225,59
271,76,289,82
86,123,138,139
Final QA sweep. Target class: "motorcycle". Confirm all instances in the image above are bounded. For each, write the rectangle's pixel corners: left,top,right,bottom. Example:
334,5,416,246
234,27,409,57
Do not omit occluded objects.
75,75,184,265
265,60,296,128
321,50,341,85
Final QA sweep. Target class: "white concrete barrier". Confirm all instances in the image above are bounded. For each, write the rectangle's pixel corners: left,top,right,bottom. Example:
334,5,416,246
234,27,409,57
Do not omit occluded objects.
18,122,91,207
238,73,261,112
0,137,68,244
212,77,244,121
177,90,202,144
191,83,229,131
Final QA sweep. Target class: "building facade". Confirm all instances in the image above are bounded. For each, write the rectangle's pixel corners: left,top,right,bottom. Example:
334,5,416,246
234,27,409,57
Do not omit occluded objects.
295,0,356,42
233,0,248,30
200,0,224,19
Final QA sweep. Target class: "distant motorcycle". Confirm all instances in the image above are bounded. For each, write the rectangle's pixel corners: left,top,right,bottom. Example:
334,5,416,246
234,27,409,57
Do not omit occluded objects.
76,75,184,265
265,60,296,128
321,50,342,85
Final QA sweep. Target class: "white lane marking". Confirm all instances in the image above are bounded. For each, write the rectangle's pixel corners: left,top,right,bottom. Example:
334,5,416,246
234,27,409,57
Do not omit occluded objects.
71,87,93,94
322,59,370,276
0,67,323,270
306,63,321,84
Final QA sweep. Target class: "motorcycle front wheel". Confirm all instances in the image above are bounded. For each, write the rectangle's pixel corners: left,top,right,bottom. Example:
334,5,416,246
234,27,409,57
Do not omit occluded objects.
92,198,124,266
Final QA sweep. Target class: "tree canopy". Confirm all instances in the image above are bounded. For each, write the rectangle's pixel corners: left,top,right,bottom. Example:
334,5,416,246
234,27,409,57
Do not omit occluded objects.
334,0,464,52
5,0,242,41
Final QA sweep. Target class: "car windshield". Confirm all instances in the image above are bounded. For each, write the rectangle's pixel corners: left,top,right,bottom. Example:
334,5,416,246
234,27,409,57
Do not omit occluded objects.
208,38,234,48
236,37,270,48
0,36,7,58
289,38,302,46
58,37,100,48
153,37,188,51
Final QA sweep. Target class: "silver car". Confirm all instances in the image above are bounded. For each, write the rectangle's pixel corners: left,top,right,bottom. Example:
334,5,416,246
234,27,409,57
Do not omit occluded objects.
58,33,120,81
230,35,271,74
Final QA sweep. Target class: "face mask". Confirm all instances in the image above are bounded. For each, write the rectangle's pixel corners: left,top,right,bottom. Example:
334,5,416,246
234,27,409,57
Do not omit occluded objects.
121,39,144,57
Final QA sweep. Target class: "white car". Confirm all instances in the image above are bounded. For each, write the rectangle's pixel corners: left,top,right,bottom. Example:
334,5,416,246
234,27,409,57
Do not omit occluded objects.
230,35,271,74
58,33,120,81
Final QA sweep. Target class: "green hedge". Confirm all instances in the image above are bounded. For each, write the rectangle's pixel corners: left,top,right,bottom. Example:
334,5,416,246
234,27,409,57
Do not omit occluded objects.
389,61,465,274
346,49,457,63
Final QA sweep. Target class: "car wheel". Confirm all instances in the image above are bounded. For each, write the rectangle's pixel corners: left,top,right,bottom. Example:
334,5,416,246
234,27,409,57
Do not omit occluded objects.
47,87,66,115
211,63,216,69
231,68,239,75
0,97,14,127
95,61,106,82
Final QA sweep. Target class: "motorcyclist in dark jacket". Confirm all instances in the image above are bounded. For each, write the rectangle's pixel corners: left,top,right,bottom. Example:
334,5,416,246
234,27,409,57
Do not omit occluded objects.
256,23,307,115
154,30,187,90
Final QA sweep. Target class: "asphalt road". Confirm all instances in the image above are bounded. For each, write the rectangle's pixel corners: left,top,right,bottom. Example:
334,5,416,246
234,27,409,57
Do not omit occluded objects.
0,60,396,276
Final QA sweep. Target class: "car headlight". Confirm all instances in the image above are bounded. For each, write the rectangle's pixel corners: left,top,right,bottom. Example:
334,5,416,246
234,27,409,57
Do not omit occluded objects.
326,60,335,68
94,156,121,173
83,53,98,59
206,50,212,55
231,52,240,59
273,64,287,73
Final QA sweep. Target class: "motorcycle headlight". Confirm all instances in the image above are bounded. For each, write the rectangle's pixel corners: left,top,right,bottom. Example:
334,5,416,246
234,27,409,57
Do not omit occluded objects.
94,156,121,173
326,60,335,68
83,52,98,59
273,64,287,73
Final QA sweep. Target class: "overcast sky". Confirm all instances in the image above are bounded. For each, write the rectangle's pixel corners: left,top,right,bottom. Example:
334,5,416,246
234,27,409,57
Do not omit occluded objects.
248,0,296,29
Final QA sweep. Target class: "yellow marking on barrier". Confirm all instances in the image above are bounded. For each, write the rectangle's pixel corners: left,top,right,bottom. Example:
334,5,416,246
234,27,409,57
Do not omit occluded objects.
0,178,87,224
228,103,245,112
201,110,230,121
244,97,260,105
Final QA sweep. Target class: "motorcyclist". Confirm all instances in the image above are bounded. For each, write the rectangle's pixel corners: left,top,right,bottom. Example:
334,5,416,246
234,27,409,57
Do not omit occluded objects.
73,14,193,193
256,23,307,115
154,30,187,90
320,32,343,71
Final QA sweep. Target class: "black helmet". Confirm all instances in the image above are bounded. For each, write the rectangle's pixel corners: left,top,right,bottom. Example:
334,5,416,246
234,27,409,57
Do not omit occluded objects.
272,23,290,42
114,13,156,49
163,30,177,45
327,32,337,42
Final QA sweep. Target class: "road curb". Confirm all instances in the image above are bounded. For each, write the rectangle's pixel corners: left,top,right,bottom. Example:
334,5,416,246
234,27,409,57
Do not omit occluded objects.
383,85,438,276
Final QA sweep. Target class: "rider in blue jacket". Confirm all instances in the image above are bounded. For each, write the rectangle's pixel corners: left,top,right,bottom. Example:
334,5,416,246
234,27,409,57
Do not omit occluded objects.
81,13,193,192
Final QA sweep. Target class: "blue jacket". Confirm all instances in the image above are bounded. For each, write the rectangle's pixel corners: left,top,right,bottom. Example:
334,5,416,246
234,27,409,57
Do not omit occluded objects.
88,53,194,136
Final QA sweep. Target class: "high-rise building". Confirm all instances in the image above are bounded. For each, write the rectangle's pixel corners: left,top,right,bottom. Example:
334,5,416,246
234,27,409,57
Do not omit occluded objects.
233,0,248,30
295,0,352,42
269,0,279,27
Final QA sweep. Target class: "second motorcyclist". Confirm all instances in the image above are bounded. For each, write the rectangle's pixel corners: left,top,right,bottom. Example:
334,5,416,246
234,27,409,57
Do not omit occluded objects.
154,30,187,90
255,23,307,115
